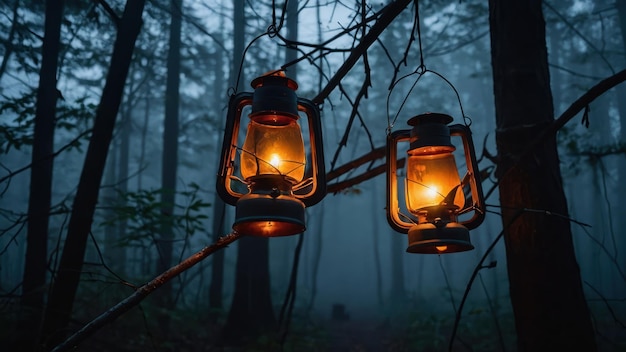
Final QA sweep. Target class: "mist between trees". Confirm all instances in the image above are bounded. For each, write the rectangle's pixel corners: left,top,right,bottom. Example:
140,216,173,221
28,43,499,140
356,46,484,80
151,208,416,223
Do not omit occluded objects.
1,1,625,351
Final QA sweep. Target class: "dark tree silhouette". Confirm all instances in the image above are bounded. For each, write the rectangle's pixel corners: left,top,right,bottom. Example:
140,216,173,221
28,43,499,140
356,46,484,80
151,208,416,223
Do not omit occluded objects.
40,1,146,349
17,1,63,350
221,236,277,343
488,1,596,350
208,9,228,315
15,1,624,351
220,0,279,344
155,0,183,333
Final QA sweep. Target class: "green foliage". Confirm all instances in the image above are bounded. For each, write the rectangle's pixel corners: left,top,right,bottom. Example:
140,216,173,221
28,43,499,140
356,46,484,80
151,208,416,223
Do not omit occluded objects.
387,307,516,351
0,90,95,154
0,90,37,153
559,123,626,176
100,183,211,248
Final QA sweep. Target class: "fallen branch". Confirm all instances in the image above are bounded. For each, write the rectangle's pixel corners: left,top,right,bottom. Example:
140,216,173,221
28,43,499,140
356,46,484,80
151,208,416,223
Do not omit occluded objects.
51,232,241,352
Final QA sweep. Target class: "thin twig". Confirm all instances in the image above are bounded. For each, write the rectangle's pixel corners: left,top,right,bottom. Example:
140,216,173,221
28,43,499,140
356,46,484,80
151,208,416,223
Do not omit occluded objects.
0,129,92,185
312,0,412,104
326,157,404,194
448,209,524,352
584,281,626,330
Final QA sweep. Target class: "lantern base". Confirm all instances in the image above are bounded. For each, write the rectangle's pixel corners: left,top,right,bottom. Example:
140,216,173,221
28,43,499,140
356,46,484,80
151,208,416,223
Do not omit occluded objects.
233,192,305,237
406,221,473,254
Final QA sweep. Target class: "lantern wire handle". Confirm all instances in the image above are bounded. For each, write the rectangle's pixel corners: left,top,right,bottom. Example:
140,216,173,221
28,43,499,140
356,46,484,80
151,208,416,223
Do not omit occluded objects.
398,211,418,225
385,0,470,134
386,69,469,134
292,178,314,192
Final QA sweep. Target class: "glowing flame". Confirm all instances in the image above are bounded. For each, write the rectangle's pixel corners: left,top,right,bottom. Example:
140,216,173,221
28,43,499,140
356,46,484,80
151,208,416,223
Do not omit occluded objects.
426,185,438,199
269,154,281,168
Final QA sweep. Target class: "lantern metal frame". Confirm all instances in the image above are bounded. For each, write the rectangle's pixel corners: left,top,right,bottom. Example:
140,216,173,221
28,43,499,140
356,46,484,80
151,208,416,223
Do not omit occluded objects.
216,74,326,237
386,113,485,253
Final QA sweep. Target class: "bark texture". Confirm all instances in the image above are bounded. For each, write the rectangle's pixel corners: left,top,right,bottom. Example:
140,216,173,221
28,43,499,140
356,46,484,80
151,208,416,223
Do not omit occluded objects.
488,1,596,350
18,1,63,349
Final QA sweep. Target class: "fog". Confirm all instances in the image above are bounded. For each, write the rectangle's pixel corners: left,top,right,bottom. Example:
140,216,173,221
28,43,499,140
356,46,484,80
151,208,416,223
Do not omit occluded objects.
1,0,625,350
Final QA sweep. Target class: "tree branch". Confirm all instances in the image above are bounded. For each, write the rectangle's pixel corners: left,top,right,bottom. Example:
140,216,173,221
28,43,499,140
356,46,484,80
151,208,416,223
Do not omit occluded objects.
495,69,626,181
326,145,386,181
551,69,626,133
50,233,241,352
312,0,412,104
327,158,404,194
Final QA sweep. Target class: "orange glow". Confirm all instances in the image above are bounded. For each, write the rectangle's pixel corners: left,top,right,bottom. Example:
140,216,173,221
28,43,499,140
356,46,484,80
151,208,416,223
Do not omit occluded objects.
240,118,306,183
435,245,448,252
269,154,281,168
405,153,464,213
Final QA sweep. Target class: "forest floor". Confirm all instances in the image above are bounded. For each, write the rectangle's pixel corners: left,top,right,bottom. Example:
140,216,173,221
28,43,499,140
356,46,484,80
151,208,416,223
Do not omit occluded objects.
325,318,393,351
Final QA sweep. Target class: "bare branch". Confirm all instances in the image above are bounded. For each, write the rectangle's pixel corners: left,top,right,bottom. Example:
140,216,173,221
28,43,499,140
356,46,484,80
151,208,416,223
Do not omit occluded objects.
551,69,626,134
312,0,412,104
50,233,241,352
326,145,385,182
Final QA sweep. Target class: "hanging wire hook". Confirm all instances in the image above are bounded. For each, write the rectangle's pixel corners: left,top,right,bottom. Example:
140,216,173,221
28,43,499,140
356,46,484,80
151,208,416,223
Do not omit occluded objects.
268,0,289,37
386,69,427,134
231,32,266,95
230,1,290,95
386,0,470,133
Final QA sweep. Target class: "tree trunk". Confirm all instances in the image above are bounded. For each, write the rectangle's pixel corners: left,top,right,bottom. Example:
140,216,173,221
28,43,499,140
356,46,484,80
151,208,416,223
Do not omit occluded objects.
221,236,277,343
615,0,626,275
102,136,118,265
18,0,63,349
221,0,277,343
208,195,226,311
115,101,131,272
208,12,227,314
40,1,146,349
488,1,596,350
156,0,183,332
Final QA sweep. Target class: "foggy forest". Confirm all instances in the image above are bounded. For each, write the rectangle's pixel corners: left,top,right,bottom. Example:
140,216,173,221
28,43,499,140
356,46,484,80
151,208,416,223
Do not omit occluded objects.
1,0,626,351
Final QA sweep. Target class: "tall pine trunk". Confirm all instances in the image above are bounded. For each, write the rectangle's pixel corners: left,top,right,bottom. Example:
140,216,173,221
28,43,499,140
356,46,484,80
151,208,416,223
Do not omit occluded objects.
155,0,183,332
208,8,227,314
221,236,277,343
615,0,626,274
221,0,277,343
488,1,595,350
40,2,146,349
17,1,63,350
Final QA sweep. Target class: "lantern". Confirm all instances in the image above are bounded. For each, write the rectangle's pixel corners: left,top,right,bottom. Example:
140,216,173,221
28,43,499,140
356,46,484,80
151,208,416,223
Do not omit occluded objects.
387,113,485,253
216,72,326,237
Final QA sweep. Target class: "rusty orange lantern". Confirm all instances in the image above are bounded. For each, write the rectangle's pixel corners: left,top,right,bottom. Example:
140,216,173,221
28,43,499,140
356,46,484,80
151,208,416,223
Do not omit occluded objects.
216,72,326,237
387,113,485,253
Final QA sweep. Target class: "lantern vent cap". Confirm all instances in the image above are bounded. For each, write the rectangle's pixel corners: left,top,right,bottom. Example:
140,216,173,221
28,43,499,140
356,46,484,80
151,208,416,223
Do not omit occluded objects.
250,70,298,90
250,71,299,119
407,112,455,153
407,112,453,126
